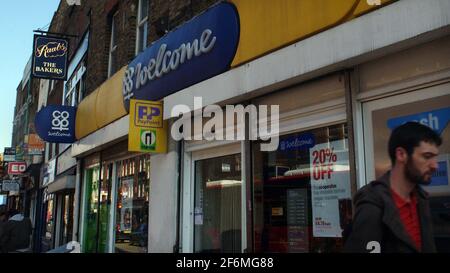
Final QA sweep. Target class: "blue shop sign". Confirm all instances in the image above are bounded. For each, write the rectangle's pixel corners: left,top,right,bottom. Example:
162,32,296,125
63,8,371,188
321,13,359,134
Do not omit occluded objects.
35,105,77,143
387,107,450,135
279,133,316,152
32,35,69,80
122,2,240,110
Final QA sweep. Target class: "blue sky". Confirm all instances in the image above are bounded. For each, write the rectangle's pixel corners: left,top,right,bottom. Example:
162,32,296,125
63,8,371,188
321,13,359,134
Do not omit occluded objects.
0,0,60,154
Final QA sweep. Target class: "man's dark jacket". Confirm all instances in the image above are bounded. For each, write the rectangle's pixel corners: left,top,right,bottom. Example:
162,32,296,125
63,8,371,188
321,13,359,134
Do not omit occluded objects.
343,172,436,253
0,214,32,253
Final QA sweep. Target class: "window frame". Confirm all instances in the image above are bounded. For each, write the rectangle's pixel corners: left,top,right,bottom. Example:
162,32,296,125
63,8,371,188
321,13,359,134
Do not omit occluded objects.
108,11,119,77
135,0,149,55
64,59,86,107
182,142,245,253
361,81,450,185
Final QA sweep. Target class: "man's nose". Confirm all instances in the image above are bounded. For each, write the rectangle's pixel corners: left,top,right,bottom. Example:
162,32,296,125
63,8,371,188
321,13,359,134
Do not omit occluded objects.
430,159,439,171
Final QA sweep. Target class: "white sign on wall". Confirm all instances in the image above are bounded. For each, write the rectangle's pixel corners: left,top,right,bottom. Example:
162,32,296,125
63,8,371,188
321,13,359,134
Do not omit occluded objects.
43,158,56,187
2,180,21,192
310,139,352,238
120,178,134,232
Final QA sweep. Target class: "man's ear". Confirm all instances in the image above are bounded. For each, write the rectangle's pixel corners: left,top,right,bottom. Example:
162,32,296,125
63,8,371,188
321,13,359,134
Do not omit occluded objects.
395,147,408,164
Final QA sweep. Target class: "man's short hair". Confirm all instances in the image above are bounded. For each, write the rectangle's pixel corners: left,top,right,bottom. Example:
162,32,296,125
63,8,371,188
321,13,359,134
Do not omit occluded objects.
388,121,442,164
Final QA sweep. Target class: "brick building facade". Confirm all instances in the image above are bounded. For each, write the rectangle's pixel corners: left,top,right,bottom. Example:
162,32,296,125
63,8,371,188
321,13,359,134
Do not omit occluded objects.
10,0,222,253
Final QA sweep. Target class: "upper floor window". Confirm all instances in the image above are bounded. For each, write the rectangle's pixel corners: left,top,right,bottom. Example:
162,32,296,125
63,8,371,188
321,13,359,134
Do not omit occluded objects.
108,11,119,77
136,0,149,55
49,80,55,94
64,57,86,107
63,30,89,107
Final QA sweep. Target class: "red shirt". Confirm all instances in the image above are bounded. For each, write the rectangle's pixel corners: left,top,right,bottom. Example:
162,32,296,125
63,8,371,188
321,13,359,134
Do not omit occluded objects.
391,189,422,251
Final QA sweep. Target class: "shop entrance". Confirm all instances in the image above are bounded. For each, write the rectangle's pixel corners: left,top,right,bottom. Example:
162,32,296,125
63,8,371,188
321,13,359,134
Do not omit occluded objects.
189,143,243,253
82,163,112,253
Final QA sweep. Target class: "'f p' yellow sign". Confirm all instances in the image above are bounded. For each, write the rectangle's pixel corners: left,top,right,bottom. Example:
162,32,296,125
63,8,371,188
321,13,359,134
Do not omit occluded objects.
129,99,167,153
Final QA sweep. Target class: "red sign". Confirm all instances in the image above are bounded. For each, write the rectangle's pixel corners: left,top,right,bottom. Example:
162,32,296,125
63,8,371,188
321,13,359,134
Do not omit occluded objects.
7,162,27,175
311,148,338,180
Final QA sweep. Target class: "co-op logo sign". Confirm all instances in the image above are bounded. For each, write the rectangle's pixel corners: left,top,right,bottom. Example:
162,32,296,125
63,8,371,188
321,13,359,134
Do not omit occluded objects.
122,2,240,111
35,105,77,143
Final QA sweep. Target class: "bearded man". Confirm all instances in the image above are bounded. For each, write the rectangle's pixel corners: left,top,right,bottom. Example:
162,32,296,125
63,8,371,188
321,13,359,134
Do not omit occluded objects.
344,122,441,253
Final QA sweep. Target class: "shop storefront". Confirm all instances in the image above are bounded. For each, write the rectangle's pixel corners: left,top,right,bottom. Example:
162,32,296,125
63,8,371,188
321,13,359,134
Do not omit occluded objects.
79,142,151,253
180,72,353,253
357,54,450,252
69,0,450,253
37,149,77,251
167,0,450,253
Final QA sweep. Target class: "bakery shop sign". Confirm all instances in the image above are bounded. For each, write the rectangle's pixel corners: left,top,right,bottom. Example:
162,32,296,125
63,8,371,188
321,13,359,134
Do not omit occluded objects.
32,34,69,80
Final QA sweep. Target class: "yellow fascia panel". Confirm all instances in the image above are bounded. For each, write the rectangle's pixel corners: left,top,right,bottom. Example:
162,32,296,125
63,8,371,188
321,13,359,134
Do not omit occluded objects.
75,67,127,140
75,88,99,139
95,67,127,129
230,0,394,67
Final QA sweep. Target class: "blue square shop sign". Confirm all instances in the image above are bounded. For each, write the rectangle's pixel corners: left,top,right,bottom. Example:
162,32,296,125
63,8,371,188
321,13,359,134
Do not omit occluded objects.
34,105,77,143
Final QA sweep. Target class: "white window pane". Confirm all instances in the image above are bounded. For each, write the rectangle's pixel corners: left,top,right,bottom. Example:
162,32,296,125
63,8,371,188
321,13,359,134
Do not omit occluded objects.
138,26,144,53
109,12,119,76
194,154,242,253
143,23,148,49
111,14,118,47
140,0,148,20
109,50,117,76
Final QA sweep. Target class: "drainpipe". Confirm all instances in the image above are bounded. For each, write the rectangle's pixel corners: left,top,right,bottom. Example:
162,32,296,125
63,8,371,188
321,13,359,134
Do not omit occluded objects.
173,139,183,253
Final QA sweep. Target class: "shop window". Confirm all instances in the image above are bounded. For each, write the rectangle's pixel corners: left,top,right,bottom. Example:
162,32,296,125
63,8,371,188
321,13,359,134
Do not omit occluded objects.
253,124,352,253
194,153,242,253
61,193,74,246
0,195,6,206
42,191,55,252
64,31,89,107
136,0,149,55
367,92,450,252
82,165,103,253
98,163,113,252
114,155,150,253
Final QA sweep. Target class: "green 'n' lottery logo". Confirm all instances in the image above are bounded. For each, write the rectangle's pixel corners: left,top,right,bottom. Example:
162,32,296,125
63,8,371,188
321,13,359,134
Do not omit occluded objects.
140,129,156,151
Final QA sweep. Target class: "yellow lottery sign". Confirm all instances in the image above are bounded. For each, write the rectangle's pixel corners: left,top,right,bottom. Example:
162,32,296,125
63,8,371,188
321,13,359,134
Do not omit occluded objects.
128,99,167,153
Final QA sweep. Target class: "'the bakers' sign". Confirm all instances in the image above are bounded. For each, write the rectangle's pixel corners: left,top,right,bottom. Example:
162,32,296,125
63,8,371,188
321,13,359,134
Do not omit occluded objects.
32,35,69,80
